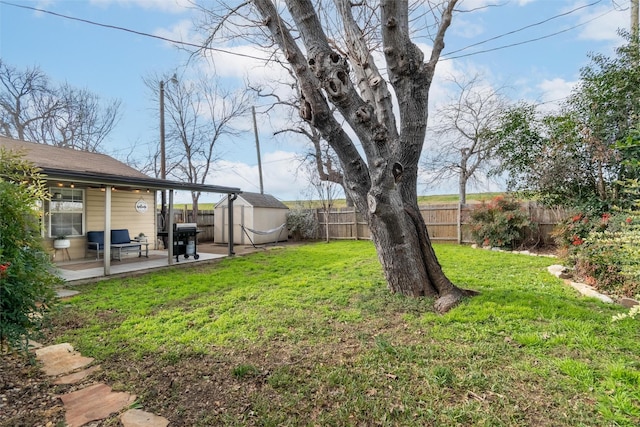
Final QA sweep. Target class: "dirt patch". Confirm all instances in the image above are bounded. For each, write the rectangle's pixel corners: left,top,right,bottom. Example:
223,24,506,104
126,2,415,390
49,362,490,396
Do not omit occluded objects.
0,350,66,427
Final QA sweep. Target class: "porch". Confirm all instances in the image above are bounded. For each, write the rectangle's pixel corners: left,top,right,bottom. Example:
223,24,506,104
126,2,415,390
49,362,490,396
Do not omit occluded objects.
53,243,263,284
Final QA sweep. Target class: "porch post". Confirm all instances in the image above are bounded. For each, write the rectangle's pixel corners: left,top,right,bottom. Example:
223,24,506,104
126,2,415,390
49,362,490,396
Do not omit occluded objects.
104,186,112,276
168,189,174,265
228,193,238,256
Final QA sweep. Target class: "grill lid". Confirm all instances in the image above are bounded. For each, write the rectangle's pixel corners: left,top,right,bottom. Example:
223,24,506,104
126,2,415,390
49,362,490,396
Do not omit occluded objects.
175,223,197,230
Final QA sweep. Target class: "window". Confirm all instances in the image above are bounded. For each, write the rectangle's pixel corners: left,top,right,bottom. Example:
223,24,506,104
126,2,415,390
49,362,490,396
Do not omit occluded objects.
49,188,84,237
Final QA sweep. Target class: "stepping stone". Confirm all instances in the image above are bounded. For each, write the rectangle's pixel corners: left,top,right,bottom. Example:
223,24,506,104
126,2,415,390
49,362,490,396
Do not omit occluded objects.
568,281,614,304
56,288,80,298
54,365,102,385
60,383,136,427
620,297,639,308
35,343,94,376
121,409,169,427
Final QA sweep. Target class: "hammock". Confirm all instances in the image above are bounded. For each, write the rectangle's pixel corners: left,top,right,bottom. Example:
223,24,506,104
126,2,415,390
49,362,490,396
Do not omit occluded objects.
240,223,287,248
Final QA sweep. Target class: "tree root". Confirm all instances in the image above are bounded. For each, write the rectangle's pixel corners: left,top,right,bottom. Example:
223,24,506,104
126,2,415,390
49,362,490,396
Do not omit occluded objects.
434,288,479,314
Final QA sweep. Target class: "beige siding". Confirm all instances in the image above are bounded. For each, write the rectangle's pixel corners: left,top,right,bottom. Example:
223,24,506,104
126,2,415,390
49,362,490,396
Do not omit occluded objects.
48,187,158,261
251,208,288,245
86,189,156,239
214,201,289,245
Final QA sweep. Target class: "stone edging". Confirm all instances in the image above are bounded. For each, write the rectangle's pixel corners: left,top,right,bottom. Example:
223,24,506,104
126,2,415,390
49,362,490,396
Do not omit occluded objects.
472,245,639,308
547,264,639,308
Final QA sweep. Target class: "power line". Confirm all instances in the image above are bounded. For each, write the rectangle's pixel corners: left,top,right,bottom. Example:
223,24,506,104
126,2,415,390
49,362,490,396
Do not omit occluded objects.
2,0,617,66
441,7,615,61
0,0,267,62
444,0,605,57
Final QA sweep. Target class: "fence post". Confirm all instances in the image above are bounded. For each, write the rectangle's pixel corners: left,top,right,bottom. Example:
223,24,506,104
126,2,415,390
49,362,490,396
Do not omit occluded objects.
353,208,359,240
457,203,462,244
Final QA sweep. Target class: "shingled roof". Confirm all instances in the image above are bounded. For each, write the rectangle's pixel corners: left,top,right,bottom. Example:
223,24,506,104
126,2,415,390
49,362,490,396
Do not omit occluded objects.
0,136,149,179
239,192,288,209
0,136,241,194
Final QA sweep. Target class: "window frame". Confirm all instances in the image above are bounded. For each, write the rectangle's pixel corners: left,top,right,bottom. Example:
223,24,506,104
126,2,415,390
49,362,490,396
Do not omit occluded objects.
47,187,86,238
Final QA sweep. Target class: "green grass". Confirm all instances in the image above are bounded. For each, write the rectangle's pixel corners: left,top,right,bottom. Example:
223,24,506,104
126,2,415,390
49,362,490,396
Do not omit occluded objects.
50,241,640,426
174,192,503,211
283,192,504,208
173,192,504,210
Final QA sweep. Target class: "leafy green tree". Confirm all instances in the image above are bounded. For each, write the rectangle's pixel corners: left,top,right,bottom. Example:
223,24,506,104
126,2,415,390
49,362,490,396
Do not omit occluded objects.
491,106,607,209
492,33,640,211
0,148,61,352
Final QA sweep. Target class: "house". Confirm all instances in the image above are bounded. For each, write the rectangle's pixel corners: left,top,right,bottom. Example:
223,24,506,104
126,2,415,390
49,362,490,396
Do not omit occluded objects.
214,192,289,245
0,136,242,275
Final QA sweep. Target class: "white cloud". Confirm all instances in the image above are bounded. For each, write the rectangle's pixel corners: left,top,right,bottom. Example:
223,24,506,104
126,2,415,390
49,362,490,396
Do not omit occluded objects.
89,0,191,13
538,77,576,101
206,151,309,201
451,17,485,39
457,0,501,10
153,19,196,48
575,5,628,42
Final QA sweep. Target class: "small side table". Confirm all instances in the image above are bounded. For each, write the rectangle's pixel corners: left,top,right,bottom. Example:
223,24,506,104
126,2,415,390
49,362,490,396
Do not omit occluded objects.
53,247,71,261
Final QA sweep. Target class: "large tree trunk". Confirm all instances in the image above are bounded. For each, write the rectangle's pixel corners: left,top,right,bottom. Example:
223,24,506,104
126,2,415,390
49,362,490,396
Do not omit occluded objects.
371,199,466,303
251,0,471,312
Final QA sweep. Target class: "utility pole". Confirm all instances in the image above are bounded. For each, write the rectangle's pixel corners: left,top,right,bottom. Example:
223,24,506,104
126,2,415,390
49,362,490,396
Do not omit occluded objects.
633,0,639,65
252,106,264,194
632,0,639,40
160,80,167,231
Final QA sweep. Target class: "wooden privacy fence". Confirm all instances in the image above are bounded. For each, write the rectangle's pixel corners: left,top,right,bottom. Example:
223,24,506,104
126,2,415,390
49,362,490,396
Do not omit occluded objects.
159,209,216,242
162,203,568,245
314,203,568,244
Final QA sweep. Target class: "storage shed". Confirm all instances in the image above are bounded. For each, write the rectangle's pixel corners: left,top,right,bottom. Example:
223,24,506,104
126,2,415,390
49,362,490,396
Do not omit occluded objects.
214,192,289,245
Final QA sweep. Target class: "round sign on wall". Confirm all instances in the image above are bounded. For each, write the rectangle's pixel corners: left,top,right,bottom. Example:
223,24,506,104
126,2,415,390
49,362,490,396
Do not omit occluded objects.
135,199,148,213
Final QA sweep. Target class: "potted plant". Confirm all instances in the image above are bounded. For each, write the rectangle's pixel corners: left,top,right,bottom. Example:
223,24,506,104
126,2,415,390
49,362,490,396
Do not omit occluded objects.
53,235,71,249
136,232,147,242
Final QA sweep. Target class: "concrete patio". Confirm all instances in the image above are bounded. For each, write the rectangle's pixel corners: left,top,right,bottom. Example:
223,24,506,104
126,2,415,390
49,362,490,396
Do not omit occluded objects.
52,242,276,284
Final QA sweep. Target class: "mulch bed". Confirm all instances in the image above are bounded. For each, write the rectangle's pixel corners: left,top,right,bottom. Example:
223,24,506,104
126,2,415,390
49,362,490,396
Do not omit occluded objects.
0,350,66,427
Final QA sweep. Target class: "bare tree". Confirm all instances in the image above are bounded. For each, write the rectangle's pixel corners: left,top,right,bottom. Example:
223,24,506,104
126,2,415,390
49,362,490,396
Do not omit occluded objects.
422,74,508,204
198,0,475,312
146,73,252,216
251,77,351,205
0,61,120,152
306,160,340,243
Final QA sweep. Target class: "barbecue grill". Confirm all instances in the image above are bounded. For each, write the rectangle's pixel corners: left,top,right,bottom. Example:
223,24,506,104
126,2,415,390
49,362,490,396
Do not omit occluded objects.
172,223,200,262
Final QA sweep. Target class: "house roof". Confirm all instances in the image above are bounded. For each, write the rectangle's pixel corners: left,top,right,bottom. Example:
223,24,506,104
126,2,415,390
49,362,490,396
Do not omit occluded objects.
239,192,289,209
0,136,241,194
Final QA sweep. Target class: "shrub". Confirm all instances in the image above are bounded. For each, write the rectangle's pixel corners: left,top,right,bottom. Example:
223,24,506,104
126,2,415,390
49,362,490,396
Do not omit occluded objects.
468,195,532,249
574,212,640,297
0,149,61,353
554,209,640,297
552,209,607,250
286,206,318,240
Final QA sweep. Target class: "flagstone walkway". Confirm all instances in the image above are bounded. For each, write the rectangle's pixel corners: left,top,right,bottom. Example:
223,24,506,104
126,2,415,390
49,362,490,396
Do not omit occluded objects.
32,341,169,427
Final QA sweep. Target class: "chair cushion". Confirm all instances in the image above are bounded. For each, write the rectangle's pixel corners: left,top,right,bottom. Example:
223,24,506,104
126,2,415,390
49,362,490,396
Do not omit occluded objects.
111,229,132,245
87,231,105,249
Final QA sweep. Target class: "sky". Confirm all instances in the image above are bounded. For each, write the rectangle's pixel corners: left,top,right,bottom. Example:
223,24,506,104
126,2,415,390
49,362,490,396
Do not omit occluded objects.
0,0,632,204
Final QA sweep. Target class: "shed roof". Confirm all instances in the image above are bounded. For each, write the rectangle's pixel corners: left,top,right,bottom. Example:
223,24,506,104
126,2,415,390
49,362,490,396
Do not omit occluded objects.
0,136,241,195
239,192,289,209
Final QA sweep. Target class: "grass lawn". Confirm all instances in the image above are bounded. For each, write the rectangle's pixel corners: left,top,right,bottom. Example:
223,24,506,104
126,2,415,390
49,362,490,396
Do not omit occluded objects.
48,241,639,426
174,192,504,210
